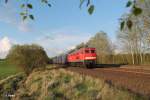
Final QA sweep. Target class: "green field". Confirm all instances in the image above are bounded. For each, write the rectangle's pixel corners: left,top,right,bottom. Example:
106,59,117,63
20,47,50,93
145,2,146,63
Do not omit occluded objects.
0,60,21,80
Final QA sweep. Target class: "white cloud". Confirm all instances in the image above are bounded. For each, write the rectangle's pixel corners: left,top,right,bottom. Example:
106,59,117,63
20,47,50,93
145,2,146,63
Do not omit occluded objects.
0,37,12,58
18,21,33,32
67,46,76,51
35,31,92,57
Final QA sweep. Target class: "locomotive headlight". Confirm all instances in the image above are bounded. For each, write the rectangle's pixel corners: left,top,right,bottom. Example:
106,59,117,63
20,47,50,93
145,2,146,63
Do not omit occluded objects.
85,57,96,59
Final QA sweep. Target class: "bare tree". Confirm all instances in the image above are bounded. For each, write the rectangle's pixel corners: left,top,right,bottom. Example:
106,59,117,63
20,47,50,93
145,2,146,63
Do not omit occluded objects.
87,31,113,64
117,0,150,65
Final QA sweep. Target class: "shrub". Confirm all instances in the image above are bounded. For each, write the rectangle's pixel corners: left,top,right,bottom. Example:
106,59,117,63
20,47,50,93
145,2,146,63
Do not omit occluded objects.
74,83,88,94
6,44,49,75
63,75,71,83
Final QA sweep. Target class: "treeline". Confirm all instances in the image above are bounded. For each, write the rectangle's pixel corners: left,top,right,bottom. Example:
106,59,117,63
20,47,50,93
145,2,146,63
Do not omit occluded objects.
72,0,150,65
0,59,5,61
73,31,150,65
96,54,150,65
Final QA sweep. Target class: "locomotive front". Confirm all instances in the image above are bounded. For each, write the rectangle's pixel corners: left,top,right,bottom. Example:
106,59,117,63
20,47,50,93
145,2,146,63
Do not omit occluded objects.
67,48,97,68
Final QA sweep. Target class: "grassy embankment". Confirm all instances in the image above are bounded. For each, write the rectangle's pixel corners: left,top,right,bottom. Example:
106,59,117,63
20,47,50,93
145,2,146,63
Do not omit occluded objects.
10,65,148,100
0,64,149,100
0,60,21,80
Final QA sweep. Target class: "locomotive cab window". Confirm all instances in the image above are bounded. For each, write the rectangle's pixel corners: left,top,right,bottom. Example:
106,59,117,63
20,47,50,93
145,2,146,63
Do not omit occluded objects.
91,50,95,53
85,50,89,53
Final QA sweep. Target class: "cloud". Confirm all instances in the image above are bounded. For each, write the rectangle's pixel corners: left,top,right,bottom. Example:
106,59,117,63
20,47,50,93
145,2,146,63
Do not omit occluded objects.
18,22,33,32
0,37,12,58
35,30,92,57
67,46,76,51
0,2,33,32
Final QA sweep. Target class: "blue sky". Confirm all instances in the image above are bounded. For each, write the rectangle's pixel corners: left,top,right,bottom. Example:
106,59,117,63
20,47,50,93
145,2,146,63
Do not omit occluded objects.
0,0,128,58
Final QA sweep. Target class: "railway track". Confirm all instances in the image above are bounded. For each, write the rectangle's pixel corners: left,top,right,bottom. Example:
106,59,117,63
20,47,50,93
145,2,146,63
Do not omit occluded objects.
93,68,150,76
66,66,150,97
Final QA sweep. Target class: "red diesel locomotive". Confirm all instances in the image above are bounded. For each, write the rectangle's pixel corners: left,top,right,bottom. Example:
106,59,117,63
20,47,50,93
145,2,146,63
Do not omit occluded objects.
68,48,96,67
52,47,97,68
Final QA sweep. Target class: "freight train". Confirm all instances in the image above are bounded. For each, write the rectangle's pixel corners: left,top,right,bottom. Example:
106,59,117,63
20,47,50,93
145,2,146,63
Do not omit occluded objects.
52,48,97,68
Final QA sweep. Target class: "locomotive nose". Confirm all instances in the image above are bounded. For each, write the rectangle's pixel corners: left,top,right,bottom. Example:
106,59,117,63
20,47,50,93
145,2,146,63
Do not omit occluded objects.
84,49,97,60
85,56,96,60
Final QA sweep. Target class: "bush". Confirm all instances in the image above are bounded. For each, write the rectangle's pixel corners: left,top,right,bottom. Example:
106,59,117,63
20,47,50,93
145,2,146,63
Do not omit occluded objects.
6,44,49,75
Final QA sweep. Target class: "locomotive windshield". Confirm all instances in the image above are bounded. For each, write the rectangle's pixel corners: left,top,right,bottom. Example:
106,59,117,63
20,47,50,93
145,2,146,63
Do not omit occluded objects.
85,50,89,53
91,50,95,53
85,49,95,53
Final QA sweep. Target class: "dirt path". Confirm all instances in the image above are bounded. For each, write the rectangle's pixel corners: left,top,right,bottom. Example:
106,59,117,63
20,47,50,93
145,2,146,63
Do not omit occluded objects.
66,67,150,97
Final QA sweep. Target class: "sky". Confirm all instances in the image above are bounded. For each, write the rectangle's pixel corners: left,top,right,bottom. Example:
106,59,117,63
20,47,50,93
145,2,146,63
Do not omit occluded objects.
0,0,128,58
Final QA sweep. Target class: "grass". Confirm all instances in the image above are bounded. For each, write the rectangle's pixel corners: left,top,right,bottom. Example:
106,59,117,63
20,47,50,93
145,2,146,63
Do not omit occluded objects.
0,73,25,99
0,65,148,100
0,60,21,80
11,65,148,100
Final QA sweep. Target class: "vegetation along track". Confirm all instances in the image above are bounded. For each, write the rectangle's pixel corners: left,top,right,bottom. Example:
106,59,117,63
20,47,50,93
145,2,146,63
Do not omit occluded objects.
66,66,150,97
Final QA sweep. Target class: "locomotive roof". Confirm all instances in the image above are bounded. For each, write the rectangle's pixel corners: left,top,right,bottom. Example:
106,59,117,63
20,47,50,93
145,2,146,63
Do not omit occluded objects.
68,47,96,55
